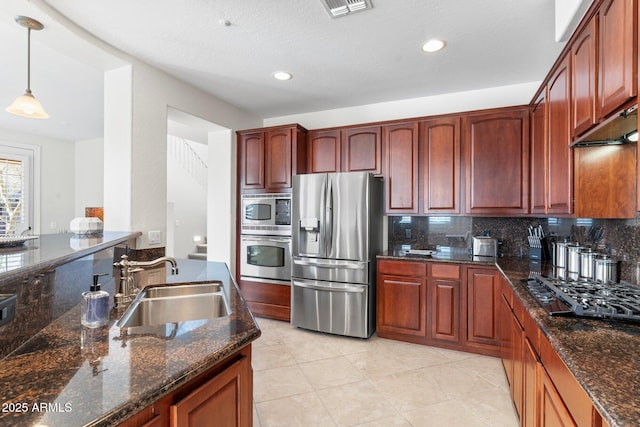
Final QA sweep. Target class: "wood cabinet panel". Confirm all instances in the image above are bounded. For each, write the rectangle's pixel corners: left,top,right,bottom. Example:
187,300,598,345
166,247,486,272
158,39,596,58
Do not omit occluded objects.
539,366,577,427
419,118,461,214
574,144,636,218
341,126,382,175
430,263,460,280
384,122,419,213
377,274,426,336
598,0,637,120
171,356,250,427
238,280,290,321
378,259,427,276
308,129,340,173
547,55,573,215
572,15,598,137
466,268,500,349
238,133,265,191
530,92,548,214
265,129,293,189
429,279,460,343
523,336,540,427
463,109,529,215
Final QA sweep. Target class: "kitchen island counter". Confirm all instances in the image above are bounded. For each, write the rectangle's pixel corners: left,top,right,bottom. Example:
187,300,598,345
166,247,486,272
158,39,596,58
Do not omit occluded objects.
0,259,260,427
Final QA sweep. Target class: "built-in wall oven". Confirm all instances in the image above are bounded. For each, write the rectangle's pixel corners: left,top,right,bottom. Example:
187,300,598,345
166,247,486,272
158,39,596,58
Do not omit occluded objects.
240,235,291,284
240,193,292,284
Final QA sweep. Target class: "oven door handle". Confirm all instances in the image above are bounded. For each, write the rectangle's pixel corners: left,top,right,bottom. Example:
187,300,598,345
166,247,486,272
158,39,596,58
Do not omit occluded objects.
241,236,291,243
292,280,365,293
293,258,366,270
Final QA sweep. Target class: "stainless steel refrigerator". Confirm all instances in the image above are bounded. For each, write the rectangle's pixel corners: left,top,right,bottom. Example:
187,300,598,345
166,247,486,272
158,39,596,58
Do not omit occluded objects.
290,171,382,338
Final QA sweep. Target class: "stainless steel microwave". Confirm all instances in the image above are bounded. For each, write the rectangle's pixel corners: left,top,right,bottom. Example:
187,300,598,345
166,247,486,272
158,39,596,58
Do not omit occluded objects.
240,193,292,236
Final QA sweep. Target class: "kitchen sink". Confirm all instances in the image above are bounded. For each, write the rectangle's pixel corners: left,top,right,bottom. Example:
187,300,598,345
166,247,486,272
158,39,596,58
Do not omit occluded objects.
143,282,221,298
117,282,231,329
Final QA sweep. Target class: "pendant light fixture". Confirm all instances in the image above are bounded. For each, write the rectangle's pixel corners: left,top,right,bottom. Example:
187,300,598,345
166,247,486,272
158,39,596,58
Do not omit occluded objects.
6,16,49,119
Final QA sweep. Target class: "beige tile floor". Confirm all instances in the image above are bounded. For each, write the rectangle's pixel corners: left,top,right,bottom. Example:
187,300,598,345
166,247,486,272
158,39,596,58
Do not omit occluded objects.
252,317,519,427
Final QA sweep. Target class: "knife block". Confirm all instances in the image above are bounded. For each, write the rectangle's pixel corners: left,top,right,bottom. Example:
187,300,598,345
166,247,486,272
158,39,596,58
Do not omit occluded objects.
529,237,550,261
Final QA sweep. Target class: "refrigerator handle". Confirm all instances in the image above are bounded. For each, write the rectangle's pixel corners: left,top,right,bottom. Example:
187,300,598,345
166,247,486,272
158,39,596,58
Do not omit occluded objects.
326,177,333,255
292,280,365,293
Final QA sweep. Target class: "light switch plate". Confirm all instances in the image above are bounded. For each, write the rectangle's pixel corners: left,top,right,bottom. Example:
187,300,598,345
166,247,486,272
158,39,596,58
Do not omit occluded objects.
148,230,161,245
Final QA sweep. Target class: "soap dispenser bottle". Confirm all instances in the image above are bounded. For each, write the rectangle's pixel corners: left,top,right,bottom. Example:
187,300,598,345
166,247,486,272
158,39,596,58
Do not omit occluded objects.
81,274,110,328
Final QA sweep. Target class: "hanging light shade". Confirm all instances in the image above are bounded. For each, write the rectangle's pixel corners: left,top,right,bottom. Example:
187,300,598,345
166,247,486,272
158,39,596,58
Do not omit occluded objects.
6,16,49,119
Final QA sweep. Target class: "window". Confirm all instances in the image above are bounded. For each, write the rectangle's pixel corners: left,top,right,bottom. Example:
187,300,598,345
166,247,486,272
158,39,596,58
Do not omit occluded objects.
0,144,37,235
0,158,25,234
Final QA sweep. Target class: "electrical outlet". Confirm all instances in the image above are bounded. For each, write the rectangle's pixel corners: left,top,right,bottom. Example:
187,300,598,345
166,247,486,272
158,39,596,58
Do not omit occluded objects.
148,230,161,245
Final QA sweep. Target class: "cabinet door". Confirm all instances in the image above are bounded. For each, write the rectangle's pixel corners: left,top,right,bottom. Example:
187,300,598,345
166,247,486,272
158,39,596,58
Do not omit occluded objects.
571,15,598,137
510,308,524,418
598,0,637,120
539,367,577,427
547,55,573,215
308,129,340,173
238,132,265,191
170,356,251,427
428,279,460,343
377,274,426,336
466,268,500,349
384,122,419,214
500,293,514,388
265,128,292,190
341,126,382,175
530,92,548,214
523,336,540,427
419,118,461,214
463,109,529,215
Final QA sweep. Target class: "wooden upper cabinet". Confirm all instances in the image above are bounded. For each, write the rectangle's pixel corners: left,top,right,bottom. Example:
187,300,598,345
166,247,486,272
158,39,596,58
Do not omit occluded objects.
547,55,573,215
598,0,637,120
419,118,461,214
341,126,382,175
265,128,293,189
308,129,341,173
383,122,419,214
463,108,529,215
238,132,265,191
571,14,598,137
237,124,307,193
530,92,548,214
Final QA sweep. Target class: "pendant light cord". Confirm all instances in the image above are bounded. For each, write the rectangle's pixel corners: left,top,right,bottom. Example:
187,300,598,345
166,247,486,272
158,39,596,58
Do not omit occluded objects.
26,27,31,94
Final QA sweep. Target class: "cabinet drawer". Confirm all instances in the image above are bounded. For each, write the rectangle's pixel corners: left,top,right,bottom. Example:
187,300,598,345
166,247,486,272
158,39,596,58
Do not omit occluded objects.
430,263,460,279
378,260,426,277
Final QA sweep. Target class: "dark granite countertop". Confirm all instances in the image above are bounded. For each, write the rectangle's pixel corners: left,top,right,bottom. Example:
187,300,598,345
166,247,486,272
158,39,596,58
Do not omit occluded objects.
0,259,261,427
0,232,141,285
377,252,638,426
378,246,498,265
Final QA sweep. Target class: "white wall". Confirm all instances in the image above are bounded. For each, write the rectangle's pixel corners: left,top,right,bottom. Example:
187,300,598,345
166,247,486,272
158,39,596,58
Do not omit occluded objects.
103,60,260,278
555,0,593,42
264,82,541,129
75,137,104,217
0,128,74,235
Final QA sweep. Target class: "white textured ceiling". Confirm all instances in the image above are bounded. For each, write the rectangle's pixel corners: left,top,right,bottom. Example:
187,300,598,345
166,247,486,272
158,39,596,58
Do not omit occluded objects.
0,0,567,142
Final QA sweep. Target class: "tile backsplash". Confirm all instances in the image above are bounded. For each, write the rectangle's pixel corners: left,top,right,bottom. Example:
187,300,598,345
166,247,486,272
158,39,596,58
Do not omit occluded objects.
388,215,640,282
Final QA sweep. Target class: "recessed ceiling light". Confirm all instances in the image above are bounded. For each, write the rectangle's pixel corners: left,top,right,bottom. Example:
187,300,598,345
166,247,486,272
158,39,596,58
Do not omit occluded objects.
273,71,292,81
422,39,446,53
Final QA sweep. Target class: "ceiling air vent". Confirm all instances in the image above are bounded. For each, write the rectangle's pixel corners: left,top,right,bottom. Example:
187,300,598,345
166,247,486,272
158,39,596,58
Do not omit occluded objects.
322,0,373,18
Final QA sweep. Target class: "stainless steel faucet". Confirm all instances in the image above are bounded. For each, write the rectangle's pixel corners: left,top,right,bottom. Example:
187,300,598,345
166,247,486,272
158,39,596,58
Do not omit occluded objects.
113,254,179,309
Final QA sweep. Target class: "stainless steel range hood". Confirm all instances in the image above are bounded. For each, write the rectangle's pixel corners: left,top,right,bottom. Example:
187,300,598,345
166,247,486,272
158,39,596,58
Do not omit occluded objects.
571,105,638,147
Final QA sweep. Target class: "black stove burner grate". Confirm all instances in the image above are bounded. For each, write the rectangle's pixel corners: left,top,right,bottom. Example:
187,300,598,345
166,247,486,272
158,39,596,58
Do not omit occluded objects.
527,275,640,322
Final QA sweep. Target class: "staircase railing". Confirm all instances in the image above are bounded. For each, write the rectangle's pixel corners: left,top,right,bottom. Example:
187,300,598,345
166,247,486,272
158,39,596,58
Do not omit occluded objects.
167,135,208,188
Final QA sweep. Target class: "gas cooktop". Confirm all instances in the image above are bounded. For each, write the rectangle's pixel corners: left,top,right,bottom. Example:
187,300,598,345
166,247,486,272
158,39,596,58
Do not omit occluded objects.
525,275,640,322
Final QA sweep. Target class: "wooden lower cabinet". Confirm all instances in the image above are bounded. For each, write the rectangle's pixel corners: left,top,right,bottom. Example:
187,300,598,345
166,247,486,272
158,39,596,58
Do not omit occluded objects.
377,259,497,355
119,346,253,427
465,267,501,354
377,260,427,337
539,366,577,427
500,278,609,427
237,279,290,322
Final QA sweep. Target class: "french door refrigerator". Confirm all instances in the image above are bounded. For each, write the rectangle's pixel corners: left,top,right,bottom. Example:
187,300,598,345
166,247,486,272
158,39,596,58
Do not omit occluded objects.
291,171,382,338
